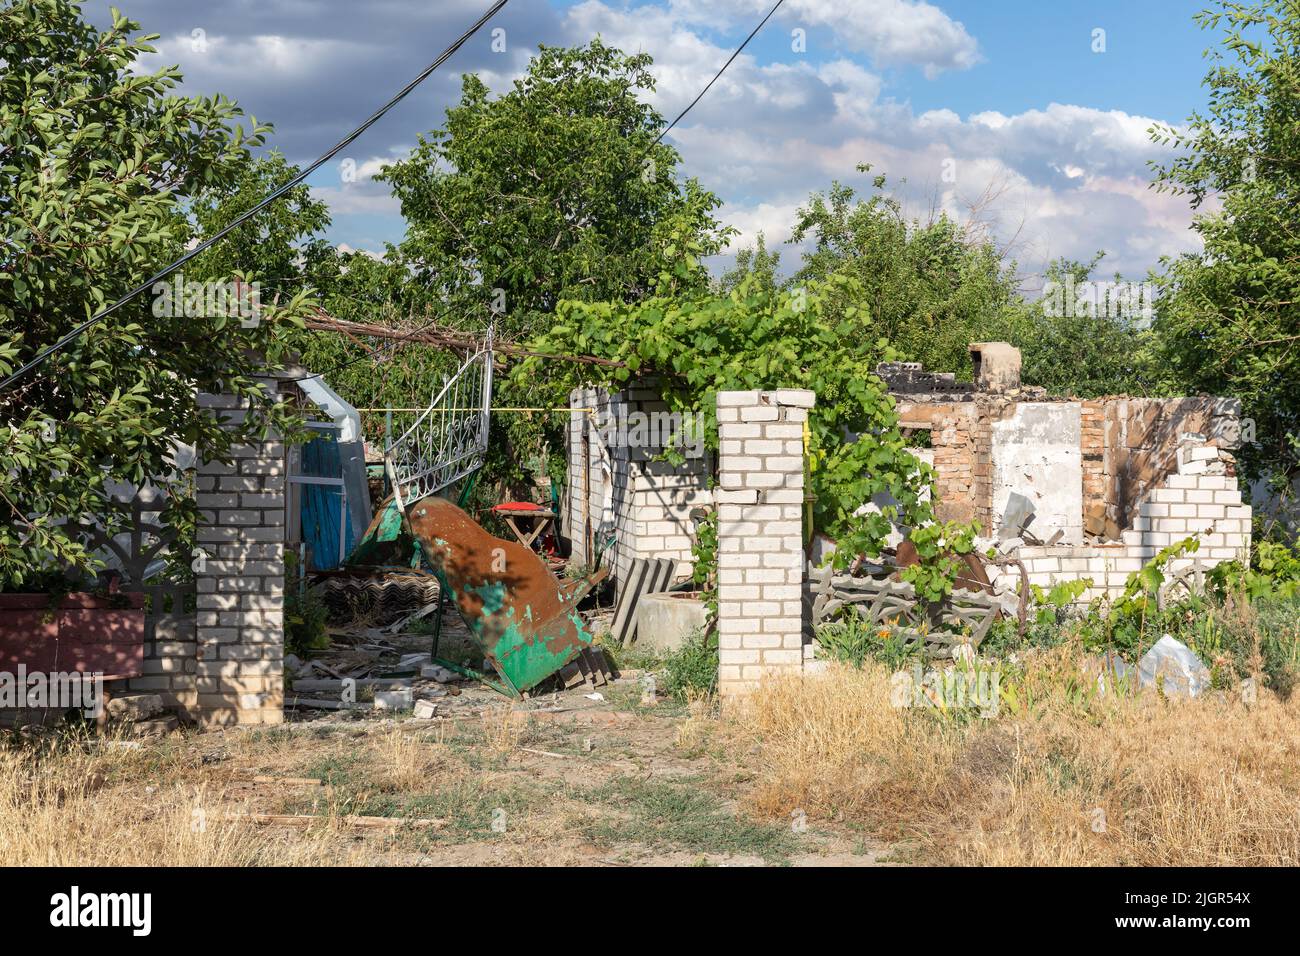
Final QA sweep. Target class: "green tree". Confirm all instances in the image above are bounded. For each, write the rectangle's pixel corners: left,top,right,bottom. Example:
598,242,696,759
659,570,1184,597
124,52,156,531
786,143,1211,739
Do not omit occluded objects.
374,39,732,494
379,40,731,332
1149,0,1300,494
0,0,311,588
716,232,781,296
522,277,979,600
785,169,1160,397
183,153,438,442
187,150,332,295
998,255,1162,397
788,167,1021,377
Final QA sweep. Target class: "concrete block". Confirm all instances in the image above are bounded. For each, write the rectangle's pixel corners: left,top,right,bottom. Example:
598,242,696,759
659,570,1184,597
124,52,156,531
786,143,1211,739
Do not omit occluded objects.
374,689,414,711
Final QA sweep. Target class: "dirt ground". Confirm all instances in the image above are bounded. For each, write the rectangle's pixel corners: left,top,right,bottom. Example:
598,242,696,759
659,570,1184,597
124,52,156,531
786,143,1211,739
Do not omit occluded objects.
5,610,890,868
164,666,893,866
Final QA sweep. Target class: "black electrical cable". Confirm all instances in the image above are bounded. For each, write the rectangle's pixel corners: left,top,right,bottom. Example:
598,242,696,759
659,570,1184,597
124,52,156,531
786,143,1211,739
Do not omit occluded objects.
647,0,786,151
0,0,509,393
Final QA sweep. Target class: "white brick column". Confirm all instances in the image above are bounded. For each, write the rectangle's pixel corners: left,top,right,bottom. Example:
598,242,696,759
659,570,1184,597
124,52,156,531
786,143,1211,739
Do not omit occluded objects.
193,387,286,726
715,389,813,696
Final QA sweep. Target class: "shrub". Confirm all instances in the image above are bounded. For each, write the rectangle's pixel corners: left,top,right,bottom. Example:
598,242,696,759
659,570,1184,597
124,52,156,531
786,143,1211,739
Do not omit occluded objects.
662,629,718,700
814,614,921,671
284,552,329,657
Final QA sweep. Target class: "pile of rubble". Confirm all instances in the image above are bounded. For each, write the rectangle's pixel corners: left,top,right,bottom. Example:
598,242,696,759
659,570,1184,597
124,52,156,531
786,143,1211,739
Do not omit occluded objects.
283,626,471,720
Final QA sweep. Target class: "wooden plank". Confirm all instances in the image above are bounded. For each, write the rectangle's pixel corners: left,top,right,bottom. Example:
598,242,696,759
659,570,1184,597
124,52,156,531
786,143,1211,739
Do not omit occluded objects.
227,813,444,829
291,678,412,692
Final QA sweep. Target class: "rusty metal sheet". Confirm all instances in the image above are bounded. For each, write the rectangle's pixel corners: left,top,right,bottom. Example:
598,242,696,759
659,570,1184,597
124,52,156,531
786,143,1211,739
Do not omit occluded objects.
405,496,603,696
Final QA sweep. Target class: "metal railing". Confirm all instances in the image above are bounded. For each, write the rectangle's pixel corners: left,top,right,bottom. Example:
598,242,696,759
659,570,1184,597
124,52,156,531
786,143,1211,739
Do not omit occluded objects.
384,328,493,507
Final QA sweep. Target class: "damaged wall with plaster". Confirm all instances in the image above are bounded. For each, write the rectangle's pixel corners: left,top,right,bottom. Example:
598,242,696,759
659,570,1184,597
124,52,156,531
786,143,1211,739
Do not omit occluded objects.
568,343,1251,618
566,386,711,592
889,344,1252,597
990,402,1083,545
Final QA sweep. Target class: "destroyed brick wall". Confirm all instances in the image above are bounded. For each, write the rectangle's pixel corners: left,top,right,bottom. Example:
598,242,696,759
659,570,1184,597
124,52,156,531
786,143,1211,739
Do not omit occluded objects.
887,349,1250,597
1081,401,1109,537
989,436,1251,600
566,386,711,594
897,401,984,527
1078,397,1243,540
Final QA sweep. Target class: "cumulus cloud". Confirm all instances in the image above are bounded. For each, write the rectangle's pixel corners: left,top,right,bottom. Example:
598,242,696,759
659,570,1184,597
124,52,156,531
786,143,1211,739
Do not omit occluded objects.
669,0,980,77
564,7,1186,280
81,0,1199,284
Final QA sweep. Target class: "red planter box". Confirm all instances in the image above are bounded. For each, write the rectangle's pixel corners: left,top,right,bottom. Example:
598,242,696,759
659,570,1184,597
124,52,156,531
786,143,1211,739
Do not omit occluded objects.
0,592,146,680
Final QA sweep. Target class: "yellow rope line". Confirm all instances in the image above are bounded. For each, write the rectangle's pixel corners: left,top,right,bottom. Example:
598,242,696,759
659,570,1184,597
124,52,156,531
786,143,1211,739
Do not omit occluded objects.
355,407,595,414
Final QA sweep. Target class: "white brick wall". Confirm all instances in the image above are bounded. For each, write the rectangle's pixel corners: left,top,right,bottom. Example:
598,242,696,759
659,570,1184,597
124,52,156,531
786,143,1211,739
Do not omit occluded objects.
716,390,812,696
191,386,286,726
566,386,712,595
989,438,1251,601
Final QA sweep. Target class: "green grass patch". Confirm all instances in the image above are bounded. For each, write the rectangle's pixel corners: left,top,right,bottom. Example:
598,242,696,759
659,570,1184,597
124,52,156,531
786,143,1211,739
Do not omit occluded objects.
356,781,550,842
581,776,795,864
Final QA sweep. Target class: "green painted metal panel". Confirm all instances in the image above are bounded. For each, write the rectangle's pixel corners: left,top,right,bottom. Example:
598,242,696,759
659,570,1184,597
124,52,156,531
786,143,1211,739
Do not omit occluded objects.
347,494,600,698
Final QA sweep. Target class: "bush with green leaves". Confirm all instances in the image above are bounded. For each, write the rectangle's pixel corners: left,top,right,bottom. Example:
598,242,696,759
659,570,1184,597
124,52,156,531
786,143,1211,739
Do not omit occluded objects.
283,552,329,658
0,0,312,589
814,613,921,672
520,276,979,600
978,535,1300,697
662,629,719,700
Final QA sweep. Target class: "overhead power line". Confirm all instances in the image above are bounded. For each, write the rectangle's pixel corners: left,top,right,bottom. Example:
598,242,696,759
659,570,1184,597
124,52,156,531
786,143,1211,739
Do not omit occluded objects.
648,0,786,151
0,0,510,393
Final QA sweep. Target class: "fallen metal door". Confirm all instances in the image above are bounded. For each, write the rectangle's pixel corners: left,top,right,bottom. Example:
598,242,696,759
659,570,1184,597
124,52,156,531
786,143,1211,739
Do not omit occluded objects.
404,496,604,697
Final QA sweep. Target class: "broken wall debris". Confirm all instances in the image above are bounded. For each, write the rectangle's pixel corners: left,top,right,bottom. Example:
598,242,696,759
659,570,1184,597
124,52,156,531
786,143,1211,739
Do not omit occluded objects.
566,385,712,595
891,345,1251,601
969,341,1022,393
1081,396,1242,539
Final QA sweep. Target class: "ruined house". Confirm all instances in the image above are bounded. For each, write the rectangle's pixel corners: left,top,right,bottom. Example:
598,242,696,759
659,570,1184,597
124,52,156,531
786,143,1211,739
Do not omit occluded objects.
567,343,1252,609
883,343,1252,600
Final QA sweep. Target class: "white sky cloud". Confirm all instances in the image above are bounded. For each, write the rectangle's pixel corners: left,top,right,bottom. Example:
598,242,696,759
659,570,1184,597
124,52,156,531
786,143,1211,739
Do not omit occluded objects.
554,2,1194,282
97,0,1200,285
668,0,981,76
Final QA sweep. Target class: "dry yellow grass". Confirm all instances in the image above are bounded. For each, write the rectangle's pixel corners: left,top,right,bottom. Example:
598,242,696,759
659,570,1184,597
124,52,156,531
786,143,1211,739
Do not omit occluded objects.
674,689,716,751
480,704,523,754
374,726,451,792
728,652,1300,865
0,734,341,866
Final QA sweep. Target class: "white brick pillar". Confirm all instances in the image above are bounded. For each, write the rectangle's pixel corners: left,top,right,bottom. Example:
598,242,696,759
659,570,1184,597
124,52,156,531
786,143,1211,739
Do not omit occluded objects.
715,389,813,696
193,386,286,726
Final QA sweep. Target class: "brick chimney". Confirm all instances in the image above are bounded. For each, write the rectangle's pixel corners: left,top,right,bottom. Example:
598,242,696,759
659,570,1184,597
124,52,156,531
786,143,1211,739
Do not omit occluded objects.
969,342,1021,393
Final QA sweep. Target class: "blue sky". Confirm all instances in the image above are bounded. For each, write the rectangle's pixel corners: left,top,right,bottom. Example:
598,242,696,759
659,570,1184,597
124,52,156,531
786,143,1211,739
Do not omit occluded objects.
94,0,1223,286
875,1,1212,120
